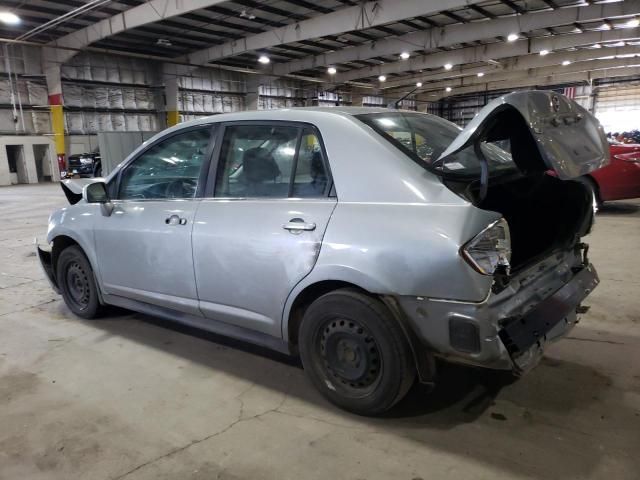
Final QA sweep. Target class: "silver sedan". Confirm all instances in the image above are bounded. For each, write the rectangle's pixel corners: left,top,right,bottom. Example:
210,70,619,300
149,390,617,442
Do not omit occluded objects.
39,91,607,415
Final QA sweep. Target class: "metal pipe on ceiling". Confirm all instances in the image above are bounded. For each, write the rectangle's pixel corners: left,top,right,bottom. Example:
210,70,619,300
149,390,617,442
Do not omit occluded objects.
16,0,112,41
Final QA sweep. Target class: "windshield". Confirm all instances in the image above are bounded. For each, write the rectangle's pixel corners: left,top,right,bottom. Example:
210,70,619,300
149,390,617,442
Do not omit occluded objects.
356,112,517,177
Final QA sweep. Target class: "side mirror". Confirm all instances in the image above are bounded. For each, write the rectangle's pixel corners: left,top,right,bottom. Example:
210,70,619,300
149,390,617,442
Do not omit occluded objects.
82,182,114,216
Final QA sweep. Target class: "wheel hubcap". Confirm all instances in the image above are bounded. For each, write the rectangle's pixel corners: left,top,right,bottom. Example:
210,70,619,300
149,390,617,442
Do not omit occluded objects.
65,261,90,309
319,319,381,391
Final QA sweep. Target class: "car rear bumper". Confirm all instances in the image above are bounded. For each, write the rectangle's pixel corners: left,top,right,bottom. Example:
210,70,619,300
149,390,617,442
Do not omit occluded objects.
397,250,599,373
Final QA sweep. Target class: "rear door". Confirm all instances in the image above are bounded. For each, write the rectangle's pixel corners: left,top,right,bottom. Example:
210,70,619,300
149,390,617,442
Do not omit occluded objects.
192,122,336,337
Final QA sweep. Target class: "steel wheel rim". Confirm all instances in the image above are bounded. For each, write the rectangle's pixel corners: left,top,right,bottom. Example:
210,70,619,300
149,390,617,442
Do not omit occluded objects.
65,261,90,310
316,317,382,397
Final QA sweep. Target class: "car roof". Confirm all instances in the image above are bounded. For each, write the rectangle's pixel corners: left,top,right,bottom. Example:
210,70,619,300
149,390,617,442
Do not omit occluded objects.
176,106,426,129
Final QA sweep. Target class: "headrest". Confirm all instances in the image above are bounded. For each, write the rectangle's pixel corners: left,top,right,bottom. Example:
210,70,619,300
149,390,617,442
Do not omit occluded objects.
243,148,280,183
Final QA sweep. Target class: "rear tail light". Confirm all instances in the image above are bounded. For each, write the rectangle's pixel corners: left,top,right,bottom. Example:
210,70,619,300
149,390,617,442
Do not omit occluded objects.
461,218,511,275
614,152,640,163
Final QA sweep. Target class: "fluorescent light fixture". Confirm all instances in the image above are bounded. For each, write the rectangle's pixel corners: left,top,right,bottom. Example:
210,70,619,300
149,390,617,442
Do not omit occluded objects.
445,86,452,92
562,60,571,66
593,43,602,48
601,22,611,30
378,75,386,82
627,18,640,28
540,49,550,56
416,82,423,87
400,52,410,60
327,66,337,75
0,12,20,25
444,63,453,70
507,33,519,42
477,72,485,77
258,55,270,64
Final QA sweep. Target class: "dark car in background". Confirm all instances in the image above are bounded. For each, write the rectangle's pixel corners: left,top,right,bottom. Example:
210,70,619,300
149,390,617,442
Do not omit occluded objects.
66,150,102,178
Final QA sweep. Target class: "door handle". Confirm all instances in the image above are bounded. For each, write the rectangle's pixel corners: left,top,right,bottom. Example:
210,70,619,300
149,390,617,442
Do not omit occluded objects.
165,214,187,226
283,218,316,232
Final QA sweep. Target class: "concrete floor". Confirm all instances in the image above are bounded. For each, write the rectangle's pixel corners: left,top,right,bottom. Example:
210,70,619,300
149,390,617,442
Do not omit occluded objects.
1,183,639,480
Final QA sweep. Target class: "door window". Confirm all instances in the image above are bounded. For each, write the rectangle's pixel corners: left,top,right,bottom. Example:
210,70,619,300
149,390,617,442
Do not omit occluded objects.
119,127,212,200
214,124,329,198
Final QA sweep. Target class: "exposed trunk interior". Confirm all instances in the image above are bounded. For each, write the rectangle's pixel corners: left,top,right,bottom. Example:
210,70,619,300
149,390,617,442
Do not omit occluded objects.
448,173,593,271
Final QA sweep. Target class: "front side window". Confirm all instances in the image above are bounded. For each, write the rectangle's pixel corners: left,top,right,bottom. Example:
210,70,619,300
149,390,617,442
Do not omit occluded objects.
119,127,212,200
214,124,329,198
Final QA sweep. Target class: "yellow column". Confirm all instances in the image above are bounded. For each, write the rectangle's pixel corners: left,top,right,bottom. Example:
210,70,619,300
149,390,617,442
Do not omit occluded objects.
167,110,180,127
48,93,66,174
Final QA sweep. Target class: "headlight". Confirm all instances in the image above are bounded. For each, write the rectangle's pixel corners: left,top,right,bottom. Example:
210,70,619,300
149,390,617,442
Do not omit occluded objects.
461,218,511,275
80,157,92,164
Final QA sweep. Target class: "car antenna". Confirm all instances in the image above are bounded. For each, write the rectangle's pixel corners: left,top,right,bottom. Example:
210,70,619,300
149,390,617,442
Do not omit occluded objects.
387,86,419,109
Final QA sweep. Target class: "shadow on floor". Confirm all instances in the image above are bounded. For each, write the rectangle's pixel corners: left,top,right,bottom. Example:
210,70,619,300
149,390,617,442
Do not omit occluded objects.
43,301,637,478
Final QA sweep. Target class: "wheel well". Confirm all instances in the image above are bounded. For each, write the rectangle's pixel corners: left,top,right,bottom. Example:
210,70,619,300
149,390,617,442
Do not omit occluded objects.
51,235,80,276
287,280,368,345
581,174,601,202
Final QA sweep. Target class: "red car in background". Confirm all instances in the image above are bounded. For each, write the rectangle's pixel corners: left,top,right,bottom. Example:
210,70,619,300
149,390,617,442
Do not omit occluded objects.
580,140,640,206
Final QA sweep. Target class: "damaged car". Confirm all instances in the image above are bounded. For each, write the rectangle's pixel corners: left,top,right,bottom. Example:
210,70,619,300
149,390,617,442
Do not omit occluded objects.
38,91,607,415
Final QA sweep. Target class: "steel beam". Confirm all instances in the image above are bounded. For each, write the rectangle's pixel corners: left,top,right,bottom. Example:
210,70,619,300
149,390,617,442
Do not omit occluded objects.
336,27,640,84
181,0,488,66
383,44,640,90
47,0,233,64
273,0,640,76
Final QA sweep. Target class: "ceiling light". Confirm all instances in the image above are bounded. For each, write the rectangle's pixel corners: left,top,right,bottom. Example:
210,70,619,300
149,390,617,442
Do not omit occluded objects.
507,33,519,42
562,60,571,66
601,22,611,30
400,52,410,60
627,18,640,28
0,12,20,25
156,38,172,47
327,66,337,75
416,82,423,87
540,49,550,56
593,43,602,48
258,55,270,64
477,72,485,77
444,63,453,70
378,75,386,82
445,87,452,92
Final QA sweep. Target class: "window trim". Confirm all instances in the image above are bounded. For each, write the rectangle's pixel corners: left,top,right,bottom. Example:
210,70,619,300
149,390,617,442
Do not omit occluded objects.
204,120,334,200
112,124,218,201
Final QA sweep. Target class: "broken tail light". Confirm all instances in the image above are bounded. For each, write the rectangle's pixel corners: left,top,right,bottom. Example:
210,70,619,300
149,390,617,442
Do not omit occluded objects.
461,218,512,275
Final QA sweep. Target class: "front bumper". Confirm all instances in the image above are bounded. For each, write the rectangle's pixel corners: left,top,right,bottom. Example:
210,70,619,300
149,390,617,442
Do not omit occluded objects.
397,250,599,372
36,243,60,293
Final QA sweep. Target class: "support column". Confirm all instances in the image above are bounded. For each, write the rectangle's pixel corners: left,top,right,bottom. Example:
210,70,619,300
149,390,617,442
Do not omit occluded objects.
164,73,180,127
350,92,364,107
245,76,262,111
44,55,65,176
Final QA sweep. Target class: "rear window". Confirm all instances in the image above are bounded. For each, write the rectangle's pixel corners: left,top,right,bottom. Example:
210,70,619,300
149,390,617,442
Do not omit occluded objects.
356,112,517,178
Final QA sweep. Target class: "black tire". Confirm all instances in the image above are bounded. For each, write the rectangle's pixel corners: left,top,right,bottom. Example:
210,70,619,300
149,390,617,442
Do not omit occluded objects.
298,288,416,415
56,245,103,319
577,176,602,210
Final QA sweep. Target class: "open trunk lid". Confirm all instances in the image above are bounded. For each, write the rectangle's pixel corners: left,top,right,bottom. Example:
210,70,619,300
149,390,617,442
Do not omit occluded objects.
437,91,610,180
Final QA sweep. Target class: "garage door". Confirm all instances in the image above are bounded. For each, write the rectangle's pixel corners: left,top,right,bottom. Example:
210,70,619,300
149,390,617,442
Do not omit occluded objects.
595,81,640,133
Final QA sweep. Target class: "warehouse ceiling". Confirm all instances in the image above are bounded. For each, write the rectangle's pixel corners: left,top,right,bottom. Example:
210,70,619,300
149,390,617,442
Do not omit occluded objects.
1,0,640,98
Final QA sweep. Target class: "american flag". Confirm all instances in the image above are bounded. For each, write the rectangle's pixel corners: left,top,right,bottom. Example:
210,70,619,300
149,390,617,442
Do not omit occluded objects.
563,87,576,99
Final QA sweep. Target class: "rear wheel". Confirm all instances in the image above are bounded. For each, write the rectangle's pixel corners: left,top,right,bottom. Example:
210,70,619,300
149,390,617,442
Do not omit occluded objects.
56,245,104,319
577,176,602,210
298,289,415,415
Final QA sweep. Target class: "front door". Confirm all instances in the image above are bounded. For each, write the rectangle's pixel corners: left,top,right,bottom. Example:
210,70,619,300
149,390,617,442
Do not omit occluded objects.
95,126,215,315
192,123,336,337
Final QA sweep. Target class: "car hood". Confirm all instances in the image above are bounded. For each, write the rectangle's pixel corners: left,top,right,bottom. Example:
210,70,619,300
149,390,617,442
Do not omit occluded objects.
437,91,610,180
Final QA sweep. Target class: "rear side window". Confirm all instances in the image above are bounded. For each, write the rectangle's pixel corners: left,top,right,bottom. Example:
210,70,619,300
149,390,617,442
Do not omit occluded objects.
214,124,329,198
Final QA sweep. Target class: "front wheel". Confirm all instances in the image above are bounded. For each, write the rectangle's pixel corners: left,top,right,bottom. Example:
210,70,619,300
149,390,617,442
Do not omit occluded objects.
56,245,104,319
298,289,415,415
